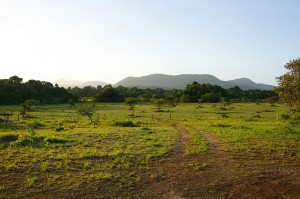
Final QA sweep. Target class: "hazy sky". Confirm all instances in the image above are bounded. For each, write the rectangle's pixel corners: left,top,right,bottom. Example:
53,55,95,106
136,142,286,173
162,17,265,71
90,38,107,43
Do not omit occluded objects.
0,0,299,85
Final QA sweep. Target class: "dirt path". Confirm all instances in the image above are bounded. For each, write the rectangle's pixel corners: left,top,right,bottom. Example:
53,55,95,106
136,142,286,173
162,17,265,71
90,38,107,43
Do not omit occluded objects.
125,126,300,199
190,128,300,199
194,128,222,149
194,128,238,169
128,126,240,198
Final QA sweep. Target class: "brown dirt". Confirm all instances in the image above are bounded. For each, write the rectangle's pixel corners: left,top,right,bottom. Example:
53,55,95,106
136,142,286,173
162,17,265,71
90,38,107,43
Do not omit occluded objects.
121,127,300,199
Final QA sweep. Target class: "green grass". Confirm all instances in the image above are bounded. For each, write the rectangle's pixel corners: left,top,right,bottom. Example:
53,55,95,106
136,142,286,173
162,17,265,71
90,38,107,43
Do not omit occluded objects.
40,161,49,172
178,103,300,159
0,102,299,197
26,177,37,187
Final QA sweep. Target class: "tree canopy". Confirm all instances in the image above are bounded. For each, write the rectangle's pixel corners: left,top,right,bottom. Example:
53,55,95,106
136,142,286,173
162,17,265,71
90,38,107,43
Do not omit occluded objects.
0,76,278,105
276,58,300,108
0,76,77,105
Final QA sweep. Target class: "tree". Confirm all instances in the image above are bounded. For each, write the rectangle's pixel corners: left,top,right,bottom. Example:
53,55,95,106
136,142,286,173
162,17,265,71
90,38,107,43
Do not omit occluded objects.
165,90,180,107
264,96,279,106
200,93,221,103
220,97,231,108
77,105,95,122
95,85,121,102
21,99,38,111
20,99,38,118
151,98,166,112
275,58,300,109
68,98,76,107
125,97,138,115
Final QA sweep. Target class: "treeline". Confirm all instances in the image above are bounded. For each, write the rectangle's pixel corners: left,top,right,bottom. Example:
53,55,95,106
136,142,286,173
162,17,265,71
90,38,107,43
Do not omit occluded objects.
68,81,278,103
0,76,77,105
0,76,278,105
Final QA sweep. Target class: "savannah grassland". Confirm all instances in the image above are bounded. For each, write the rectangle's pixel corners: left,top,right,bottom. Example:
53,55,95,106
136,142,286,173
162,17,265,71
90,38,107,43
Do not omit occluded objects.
0,102,299,198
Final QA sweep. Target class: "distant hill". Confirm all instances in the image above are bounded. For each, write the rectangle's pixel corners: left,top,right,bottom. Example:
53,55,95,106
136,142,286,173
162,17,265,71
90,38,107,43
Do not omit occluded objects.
227,78,274,91
114,74,274,90
55,79,109,88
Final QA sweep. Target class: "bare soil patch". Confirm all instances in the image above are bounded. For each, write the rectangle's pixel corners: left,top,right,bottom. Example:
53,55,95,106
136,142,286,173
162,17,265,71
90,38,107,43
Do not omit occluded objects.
122,128,300,199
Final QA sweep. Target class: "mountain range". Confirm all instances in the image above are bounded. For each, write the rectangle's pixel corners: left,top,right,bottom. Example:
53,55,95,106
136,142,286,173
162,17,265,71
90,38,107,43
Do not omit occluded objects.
113,74,274,90
55,74,274,90
55,79,109,88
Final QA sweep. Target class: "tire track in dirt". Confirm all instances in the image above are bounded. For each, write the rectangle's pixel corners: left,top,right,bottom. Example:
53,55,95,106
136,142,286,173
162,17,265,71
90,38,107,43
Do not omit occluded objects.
192,128,300,199
133,125,202,198
132,124,246,199
193,128,237,168
131,123,242,199
126,123,300,199
194,128,222,149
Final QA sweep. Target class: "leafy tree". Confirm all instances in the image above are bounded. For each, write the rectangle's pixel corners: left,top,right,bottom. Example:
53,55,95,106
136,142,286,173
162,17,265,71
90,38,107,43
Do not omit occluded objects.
220,97,231,108
125,97,138,115
137,95,147,105
22,99,38,111
180,94,191,103
151,98,166,111
226,86,243,100
264,96,279,106
276,58,300,109
200,93,221,103
0,76,78,105
95,85,121,102
165,90,180,107
77,105,95,122
20,99,38,118
68,99,76,107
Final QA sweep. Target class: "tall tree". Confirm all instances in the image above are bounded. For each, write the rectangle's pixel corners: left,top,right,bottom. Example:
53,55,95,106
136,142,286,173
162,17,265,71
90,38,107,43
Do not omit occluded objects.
275,58,300,109
95,85,121,102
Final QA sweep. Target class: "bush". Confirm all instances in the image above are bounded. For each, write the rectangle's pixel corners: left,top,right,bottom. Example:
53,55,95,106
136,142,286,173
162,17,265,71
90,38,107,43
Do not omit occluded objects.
281,114,291,120
13,128,45,147
0,135,18,143
55,126,64,132
290,115,300,125
26,120,44,129
0,122,16,129
13,129,72,147
115,121,138,127
210,124,232,128
16,135,44,147
44,136,70,144
0,134,19,148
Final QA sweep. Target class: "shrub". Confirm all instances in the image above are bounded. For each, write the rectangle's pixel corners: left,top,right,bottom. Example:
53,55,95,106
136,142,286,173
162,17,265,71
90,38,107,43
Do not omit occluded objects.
55,126,64,132
26,120,44,129
210,124,232,128
290,115,300,125
0,122,16,129
0,135,18,143
0,134,18,148
13,128,45,147
44,136,70,144
281,114,291,120
115,121,138,127
17,136,44,147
